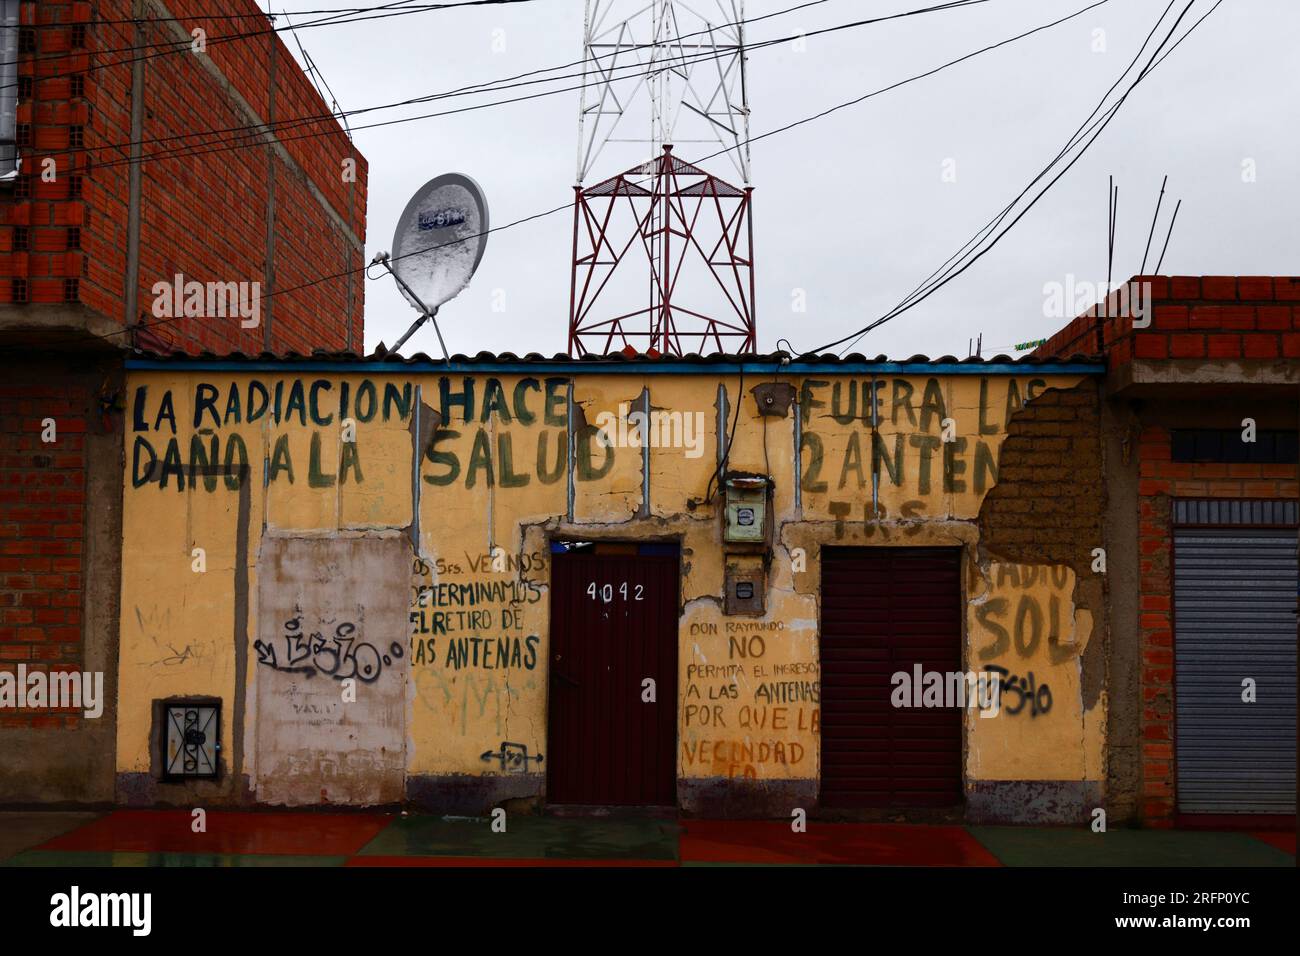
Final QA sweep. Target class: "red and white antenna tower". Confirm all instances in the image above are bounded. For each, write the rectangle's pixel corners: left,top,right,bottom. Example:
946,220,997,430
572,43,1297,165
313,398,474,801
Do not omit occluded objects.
568,0,756,356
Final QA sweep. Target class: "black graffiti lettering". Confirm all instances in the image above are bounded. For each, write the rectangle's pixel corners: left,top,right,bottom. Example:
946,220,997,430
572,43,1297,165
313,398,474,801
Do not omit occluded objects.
194,383,221,429
465,429,495,488
440,376,475,424
919,378,946,433
974,440,998,494
1005,378,1023,424
256,617,397,685
543,378,568,427
576,424,614,481
872,431,904,486
309,380,334,426
891,379,917,427
830,381,858,424
513,378,540,425
942,436,967,493
801,431,827,492
383,382,412,422
308,432,336,487
909,434,940,494
424,429,462,486
1013,594,1042,657
536,429,566,484
977,378,999,435
976,598,1010,661
480,378,512,424
480,741,543,773
799,380,828,427
984,665,1052,718
838,432,866,489
268,434,294,484
283,380,307,426
189,435,219,492
354,380,378,423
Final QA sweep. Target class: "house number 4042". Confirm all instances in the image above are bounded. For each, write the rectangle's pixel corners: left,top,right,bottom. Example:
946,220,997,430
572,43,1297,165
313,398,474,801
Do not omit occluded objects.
587,582,644,602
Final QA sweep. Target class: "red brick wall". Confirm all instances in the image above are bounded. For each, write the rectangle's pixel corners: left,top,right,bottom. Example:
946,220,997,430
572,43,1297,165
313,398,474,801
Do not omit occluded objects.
1135,428,1299,825
0,380,87,730
3,0,367,352
1034,275,1300,366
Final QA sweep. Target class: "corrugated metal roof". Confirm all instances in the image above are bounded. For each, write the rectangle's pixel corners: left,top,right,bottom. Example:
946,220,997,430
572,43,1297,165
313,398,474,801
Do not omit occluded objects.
125,349,1104,373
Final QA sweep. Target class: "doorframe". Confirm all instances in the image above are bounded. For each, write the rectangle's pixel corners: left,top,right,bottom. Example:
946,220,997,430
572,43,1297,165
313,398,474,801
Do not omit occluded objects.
817,544,967,814
543,536,683,810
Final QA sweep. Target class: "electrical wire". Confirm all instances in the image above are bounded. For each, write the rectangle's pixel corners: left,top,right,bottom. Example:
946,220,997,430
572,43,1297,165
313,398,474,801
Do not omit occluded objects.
2,0,1109,355
21,0,933,173
811,0,1222,356
0,0,542,83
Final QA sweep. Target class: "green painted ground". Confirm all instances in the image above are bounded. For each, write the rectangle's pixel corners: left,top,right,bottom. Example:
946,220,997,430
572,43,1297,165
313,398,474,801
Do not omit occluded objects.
967,827,1295,867
0,811,1292,867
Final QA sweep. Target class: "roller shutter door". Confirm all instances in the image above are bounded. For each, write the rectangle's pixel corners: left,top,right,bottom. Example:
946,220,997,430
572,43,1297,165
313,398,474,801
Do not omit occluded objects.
820,548,963,808
1174,521,1297,814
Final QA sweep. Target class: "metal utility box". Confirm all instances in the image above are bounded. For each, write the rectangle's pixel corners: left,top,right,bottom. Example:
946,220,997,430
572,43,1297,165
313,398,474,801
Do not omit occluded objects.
724,555,766,616
723,475,768,544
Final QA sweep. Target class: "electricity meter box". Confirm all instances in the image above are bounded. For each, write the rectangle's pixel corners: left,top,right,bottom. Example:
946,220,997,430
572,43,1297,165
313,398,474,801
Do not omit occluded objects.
724,554,766,616
723,475,769,544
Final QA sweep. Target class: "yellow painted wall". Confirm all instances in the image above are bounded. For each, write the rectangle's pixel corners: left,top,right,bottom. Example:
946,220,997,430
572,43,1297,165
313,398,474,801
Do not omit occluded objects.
116,367,1104,805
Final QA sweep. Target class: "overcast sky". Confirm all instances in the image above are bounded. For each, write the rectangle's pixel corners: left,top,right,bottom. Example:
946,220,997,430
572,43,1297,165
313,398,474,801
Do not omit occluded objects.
263,0,1298,358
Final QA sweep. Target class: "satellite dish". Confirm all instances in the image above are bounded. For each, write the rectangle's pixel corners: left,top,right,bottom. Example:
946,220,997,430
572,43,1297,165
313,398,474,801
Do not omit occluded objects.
376,173,490,358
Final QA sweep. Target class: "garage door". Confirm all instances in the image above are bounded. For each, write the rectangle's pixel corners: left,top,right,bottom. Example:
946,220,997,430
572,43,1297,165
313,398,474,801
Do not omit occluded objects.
1174,507,1298,814
820,548,963,808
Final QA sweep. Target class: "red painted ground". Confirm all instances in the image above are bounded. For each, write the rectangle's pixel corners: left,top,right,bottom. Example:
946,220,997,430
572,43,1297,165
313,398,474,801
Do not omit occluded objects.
39,809,390,857
345,856,678,867
678,821,1002,866
1251,831,1296,855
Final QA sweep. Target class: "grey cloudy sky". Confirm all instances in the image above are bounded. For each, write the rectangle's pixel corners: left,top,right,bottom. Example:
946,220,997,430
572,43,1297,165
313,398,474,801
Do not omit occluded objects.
265,0,1298,358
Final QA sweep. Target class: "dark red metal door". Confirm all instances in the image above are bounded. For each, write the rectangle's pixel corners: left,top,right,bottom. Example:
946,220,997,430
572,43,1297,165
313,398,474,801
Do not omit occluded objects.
547,545,678,806
820,547,963,808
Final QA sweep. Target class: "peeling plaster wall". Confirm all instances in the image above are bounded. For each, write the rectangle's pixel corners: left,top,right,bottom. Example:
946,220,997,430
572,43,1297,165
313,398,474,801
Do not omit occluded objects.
115,368,1102,820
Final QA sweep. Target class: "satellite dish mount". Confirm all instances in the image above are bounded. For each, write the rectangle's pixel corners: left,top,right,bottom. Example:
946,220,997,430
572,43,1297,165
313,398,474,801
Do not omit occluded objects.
378,172,490,359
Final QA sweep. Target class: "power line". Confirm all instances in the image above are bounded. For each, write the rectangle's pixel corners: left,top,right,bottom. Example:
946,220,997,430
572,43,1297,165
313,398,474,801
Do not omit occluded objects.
869,0,1171,347
0,0,540,83
20,0,850,170
814,0,1221,356
5,0,1100,355
36,1,986,176
13,2,467,29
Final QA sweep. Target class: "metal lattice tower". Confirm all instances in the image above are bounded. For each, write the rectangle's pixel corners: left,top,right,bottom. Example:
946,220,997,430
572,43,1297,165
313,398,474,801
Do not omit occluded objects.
568,0,756,356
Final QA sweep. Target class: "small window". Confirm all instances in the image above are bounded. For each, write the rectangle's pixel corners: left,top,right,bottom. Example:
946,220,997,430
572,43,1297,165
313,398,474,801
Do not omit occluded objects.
1171,428,1299,464
67,226,80,250
18,75,33,100
12,278,28,303
13,225,28,251
63,278,79,302
70,74,84,98
71,23,86,49
18,27,35,54
69,125,83,149
14,175,31,199
162,700,221,781
69,174,82,198
15,123,31,148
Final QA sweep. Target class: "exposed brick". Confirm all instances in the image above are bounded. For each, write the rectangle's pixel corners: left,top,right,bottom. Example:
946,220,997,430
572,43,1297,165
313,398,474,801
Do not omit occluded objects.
1237,276,1274,300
